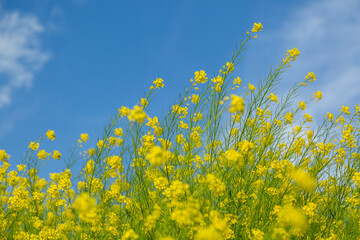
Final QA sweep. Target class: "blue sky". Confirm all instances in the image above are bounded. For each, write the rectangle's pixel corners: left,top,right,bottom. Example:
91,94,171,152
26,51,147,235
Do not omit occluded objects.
1,0,359,179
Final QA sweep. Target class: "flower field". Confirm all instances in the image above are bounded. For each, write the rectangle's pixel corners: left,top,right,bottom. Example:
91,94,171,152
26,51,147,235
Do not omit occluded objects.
1,23,360,239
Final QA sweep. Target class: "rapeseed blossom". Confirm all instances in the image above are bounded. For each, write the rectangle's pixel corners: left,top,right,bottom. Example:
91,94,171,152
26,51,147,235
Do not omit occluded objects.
303,113,313,123
46,130,56,140
233,76,241,85
79,133,89,143
251,228,264,240
305,72,316,82
342,105,350,115
0,149,10,162
118,105,130,117
326,112,334,122
145,145,167,167
122,229,139,240
283,47,300,63
298,101,306,110
1,22,359,240
37,149,50,160
29,141,39,150
229,94,245,115
114,127,124,136
284,112,293,123
191,94,200,104
313,91,323,101
72,192,98,223
248,83,256,92
52,150,62,160
267,93,279,103
128,105,147,123
150,78,164,89
252,22,263,33
194,70,208,83
291,168,316,193
277,205,308,231
194,227,223,240
140,98,148,107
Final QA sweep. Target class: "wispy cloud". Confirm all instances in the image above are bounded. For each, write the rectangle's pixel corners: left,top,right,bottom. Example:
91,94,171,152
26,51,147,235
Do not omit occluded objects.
0,103,36,140
0,9,49,108
278,0,360,116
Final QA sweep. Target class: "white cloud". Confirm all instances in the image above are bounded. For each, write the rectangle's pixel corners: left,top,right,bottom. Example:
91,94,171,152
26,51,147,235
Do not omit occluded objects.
278,0,360,116
0,103,35,140
0,10,49,108
266,0,360,175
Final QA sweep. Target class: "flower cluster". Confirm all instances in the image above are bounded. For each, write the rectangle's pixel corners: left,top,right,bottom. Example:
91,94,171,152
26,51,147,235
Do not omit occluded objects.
1,22,359,240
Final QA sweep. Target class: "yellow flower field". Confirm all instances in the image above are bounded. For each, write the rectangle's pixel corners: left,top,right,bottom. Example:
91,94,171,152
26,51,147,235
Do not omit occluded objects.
1,22,360,240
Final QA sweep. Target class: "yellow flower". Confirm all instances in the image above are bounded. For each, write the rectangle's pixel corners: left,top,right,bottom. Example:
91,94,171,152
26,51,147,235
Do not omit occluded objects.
150,78,164,89
140,98,148,107
277,205,308,231
291,169,316,193
267,93,279,103
52,150,62,160
176,134,185,144
118,106,130,117
194,112,203,121
97,140,105,149
122,229,139,240
38,150,50,160
305,72,316,82
128,105,147,124
87,148,96,156
326,112,334,122
313,91,322,101
80,133,89,143
194,70,208,83
114,127,124,136
284,47,300,63
341,105,350,115
233,76,241,85
251,228,264,240
226,62,234,73
172,105,188,118
191,94,200,104
303,113,313,123
288,47,300,59
211,75,224,92
248,83,256,93
46,130,56,141
205,174,226,197
194,227,222,240
145,145,167,167
72,192,98,223
0,149,10,162
106,155,123,171
224,149,243,167
17,164,26,172
252,22,263,33
29,142,39,150
179,121,189,129
298,101,306,110
284,112,293,124
230,128,239,135
229,94,245,115
272,227,289,239
144,204,162,232
306,130,313,140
